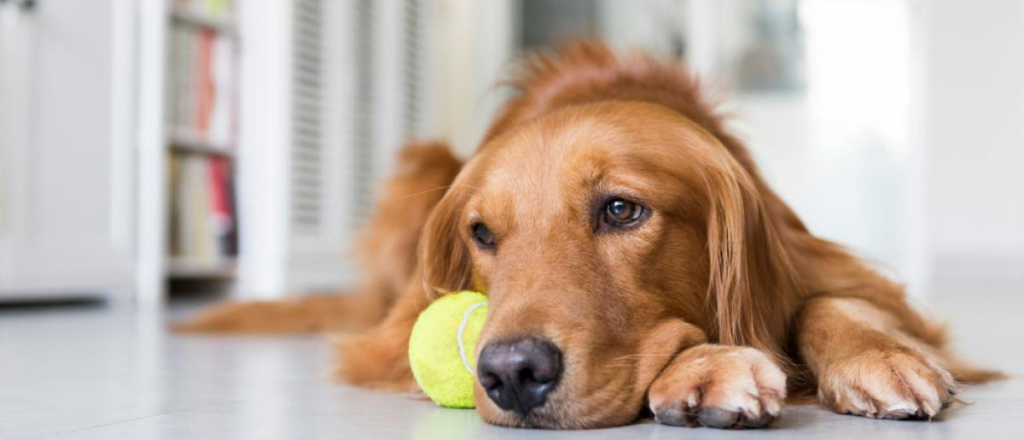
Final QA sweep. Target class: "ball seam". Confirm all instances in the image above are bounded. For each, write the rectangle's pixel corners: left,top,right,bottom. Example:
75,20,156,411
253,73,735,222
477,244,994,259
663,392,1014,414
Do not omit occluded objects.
457,301,488,377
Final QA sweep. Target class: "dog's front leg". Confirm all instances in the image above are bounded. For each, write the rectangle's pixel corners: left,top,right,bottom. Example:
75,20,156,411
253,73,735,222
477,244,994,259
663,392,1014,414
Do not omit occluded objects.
647,344,787,429
796,296,957,420
333,275,433,392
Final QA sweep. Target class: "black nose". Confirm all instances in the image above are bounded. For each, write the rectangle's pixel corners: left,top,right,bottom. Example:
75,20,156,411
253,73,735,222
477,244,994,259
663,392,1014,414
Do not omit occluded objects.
477,336,563,416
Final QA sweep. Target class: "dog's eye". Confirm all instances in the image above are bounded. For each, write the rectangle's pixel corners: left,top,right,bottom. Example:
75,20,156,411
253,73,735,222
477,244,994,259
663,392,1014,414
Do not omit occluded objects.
599,198,647,231
471,222,496,249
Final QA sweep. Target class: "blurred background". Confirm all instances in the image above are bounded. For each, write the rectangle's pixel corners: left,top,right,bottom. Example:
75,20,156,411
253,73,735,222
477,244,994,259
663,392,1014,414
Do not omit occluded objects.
1,0,1022,306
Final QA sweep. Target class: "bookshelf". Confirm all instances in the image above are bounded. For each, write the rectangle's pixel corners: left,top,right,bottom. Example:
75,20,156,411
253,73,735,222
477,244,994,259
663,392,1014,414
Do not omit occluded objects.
163,0,240,287
168,128,236,158
170,5,239,35
132,0,443,303
1,0,441,303
167,257,238,279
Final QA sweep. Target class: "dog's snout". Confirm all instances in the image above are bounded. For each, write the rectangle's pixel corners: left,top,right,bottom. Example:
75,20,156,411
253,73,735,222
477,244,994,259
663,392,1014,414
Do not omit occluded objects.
478,336,563,416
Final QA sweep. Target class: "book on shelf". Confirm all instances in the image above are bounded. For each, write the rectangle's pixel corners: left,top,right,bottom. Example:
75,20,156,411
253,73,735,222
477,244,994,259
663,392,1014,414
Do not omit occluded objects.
168,154,239,266
167,18,236,149
173,0,234,22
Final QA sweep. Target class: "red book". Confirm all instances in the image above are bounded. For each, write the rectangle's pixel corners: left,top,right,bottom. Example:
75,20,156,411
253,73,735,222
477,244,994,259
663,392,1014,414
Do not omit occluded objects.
195,30,215,135
207,158,233,256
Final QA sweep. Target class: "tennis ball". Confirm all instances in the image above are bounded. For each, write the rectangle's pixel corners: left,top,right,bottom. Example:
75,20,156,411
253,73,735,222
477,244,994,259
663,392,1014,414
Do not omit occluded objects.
408,290,489,408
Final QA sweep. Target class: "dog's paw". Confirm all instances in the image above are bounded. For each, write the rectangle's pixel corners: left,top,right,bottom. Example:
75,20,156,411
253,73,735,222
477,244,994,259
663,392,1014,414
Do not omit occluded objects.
818,348,957,420
648,345,786,429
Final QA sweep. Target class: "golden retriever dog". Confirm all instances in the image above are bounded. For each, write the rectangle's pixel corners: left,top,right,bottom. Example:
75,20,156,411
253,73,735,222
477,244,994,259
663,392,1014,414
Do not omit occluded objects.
178,42,999,429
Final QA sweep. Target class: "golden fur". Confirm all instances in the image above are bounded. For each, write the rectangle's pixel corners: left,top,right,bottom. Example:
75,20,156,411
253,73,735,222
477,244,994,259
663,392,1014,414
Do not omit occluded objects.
179,42,999,429
175,143,461,334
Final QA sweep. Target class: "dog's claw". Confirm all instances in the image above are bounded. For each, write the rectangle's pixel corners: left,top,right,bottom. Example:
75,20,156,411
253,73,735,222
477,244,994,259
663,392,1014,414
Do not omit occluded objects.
654,404,693,427
649,346,786,430
698,407,739,429
743,412,776,429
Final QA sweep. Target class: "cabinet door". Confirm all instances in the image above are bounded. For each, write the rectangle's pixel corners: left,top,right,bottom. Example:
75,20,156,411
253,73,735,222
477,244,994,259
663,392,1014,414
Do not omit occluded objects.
0,0,136,297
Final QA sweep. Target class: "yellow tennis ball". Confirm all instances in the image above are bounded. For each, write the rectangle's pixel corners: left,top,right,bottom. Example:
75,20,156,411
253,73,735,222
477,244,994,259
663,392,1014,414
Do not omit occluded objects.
408,290,489,408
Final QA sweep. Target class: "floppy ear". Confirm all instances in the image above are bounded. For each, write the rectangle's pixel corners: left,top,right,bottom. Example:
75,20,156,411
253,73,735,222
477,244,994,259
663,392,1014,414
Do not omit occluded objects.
418,182,475,298
705,157,799,356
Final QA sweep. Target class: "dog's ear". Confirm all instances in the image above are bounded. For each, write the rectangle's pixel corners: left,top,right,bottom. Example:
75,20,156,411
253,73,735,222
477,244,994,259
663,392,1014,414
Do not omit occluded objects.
418,173,476,298
704,155,799,355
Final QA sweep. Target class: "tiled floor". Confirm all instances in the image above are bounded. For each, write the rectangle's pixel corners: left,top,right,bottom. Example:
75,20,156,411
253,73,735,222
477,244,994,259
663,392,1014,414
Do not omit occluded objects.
1,264,1021,440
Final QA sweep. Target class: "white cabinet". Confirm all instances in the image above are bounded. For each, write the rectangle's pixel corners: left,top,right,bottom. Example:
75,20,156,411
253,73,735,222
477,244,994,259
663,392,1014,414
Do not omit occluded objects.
0,0,136,298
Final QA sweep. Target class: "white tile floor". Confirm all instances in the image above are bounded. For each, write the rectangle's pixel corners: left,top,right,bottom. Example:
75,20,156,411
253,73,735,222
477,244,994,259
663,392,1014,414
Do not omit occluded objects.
1,262,1022,440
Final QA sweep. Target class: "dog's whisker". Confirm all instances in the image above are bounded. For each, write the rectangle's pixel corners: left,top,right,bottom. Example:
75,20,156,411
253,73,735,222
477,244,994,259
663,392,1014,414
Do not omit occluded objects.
397,185,456,200
396,182,485,201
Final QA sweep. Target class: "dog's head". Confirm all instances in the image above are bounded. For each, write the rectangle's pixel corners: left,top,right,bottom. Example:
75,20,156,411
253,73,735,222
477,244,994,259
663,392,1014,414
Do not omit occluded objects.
420,101,796,428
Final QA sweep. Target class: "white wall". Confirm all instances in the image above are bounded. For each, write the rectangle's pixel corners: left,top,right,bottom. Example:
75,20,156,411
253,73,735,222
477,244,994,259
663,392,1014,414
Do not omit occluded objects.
682,0,929,290
431,0,517,157
924,0,1024,261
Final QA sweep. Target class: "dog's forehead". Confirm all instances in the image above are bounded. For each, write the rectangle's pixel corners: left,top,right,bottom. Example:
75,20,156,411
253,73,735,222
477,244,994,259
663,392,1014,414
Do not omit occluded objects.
487,110,638,180
469,105,681,225
487,104,692,184
480,115,619,203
